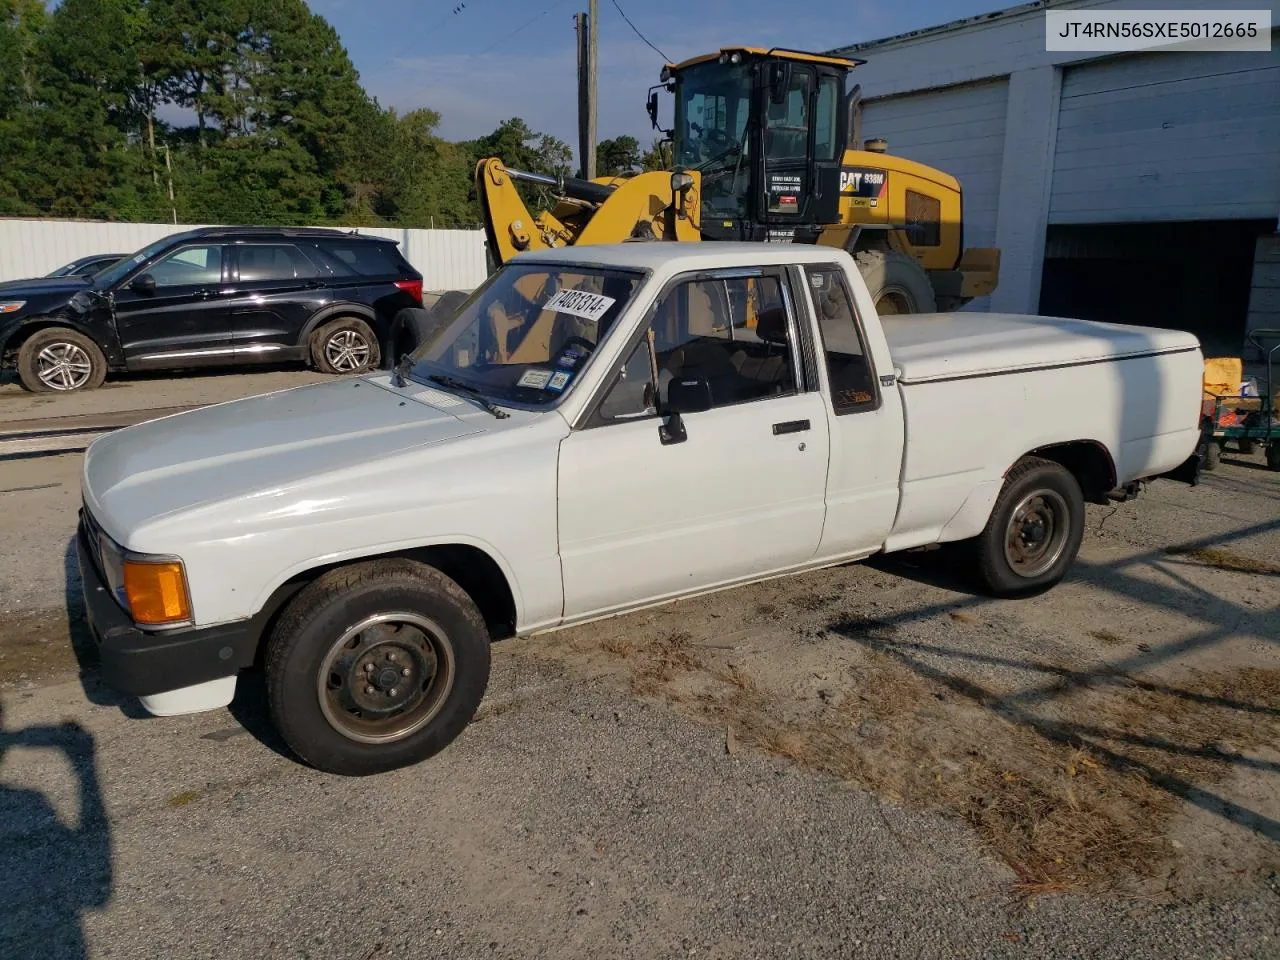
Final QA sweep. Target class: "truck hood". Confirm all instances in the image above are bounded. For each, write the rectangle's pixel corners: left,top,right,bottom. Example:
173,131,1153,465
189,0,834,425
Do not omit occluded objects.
82,375,494,541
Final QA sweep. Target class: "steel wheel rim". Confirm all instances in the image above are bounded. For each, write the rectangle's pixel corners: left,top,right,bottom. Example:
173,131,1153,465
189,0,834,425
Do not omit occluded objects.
324,329,371,372
1003,489,1070,578
36,342,93,390
316,612,456,744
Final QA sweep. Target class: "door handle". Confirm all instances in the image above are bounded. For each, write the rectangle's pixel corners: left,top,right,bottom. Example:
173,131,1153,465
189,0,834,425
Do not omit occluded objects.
772,419,810,435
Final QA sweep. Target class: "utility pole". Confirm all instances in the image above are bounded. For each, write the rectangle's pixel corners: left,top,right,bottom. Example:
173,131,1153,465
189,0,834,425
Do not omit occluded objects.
587,0,597,180
574,4,598,179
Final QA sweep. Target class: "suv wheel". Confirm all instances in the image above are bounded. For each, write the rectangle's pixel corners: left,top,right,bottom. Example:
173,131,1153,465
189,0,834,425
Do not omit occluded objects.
17,327,108,393
311,317,380,375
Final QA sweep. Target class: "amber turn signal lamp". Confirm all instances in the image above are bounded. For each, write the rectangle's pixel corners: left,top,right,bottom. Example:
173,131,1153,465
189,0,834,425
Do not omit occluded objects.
123,559,191,625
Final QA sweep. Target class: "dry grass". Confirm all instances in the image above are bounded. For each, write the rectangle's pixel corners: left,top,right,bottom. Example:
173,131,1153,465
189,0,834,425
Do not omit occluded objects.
1163,545,1280,576
587,623,1280,896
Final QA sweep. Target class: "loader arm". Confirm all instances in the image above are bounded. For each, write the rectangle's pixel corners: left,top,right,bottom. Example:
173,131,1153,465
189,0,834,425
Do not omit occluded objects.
475,157,703,268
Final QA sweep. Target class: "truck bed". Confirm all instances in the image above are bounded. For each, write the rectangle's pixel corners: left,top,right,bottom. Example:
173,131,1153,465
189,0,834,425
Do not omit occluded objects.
880,312,1199,383
875,311,1204,554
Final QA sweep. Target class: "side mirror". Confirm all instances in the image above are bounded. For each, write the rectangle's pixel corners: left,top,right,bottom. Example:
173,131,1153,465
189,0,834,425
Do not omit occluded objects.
665,375,712,414
769,62,791,105
130,273,156,296
647,91,659,130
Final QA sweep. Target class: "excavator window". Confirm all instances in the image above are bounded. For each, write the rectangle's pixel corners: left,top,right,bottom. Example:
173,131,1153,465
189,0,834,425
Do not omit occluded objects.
814,76,840,162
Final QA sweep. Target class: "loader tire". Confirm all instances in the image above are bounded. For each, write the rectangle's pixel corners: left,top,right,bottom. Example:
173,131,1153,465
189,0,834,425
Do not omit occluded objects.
854,249,937,316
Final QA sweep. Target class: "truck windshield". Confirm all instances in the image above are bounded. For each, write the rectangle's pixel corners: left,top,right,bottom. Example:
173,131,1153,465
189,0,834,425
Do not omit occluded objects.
675,61,752,220
406,263,643,408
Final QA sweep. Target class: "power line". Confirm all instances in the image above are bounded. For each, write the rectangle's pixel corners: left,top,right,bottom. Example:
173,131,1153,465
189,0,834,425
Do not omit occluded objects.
474,0,574,56
607,0,670,62
389,2,476,65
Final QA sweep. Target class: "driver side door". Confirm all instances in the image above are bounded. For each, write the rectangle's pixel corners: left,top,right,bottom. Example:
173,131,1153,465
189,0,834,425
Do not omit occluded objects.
556,266,831,620
111,243,236,370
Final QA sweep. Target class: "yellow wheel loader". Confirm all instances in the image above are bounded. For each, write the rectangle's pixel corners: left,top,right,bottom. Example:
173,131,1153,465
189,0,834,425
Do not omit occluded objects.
472,46,1000,318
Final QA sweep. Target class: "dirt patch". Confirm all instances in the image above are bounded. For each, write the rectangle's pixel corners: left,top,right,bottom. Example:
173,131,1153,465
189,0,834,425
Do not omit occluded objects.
0,607,81,689
1163,545,1280,576
526,574,1280,901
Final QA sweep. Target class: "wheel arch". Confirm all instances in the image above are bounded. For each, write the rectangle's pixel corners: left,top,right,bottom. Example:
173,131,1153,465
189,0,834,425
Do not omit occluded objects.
298,302,379,349
244,540,522,668
1023,439,1117,505
2,316,110,361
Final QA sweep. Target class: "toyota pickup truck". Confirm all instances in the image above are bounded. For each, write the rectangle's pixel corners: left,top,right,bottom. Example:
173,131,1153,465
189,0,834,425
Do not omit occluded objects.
75,242,1205,776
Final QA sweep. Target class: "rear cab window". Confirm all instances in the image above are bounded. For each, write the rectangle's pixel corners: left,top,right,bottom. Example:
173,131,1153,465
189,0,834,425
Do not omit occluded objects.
804,264,880,414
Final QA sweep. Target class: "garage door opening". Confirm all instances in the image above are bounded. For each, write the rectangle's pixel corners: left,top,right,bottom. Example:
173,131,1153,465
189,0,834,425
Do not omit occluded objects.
1038,219,1276,357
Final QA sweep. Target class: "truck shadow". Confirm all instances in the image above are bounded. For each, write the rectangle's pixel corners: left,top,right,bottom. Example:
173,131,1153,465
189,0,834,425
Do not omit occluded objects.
0,705,113,959
829,514,1280,846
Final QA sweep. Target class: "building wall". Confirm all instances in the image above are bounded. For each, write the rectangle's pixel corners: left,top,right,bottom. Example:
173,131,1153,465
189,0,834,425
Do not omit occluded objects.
0,218,490,290
832,0,1280,317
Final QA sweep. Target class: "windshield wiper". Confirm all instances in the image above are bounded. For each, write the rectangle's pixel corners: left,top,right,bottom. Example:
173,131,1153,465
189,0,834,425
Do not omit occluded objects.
426,374,510,419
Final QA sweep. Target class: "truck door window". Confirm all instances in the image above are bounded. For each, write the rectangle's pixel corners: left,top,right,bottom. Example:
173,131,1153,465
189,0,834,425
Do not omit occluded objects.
597,272,798,421
806,265,879,414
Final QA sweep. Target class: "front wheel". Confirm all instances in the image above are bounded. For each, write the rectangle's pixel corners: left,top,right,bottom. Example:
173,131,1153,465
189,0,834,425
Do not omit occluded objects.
16,327,108,393
264,558,492,776
973,456,1085,597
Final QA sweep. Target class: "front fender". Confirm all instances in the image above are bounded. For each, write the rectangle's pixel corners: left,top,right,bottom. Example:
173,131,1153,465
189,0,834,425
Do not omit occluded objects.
0,314,120,366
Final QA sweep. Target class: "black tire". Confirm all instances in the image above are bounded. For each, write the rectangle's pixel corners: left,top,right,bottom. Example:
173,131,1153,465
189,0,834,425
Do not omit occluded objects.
973,456,1085,598
16,327,107,393
1236,438,1256,455
1202,440,1221,471
1266,443,1280,471
854,249,937,315
264,558,492,776
310,316,381,376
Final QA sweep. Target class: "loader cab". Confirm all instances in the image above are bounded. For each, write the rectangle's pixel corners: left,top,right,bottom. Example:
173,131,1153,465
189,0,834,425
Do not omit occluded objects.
658,48,858,243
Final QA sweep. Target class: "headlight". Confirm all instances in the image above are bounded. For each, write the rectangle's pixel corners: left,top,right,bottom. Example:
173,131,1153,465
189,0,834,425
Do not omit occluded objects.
96,532,192,626
0,300,26,314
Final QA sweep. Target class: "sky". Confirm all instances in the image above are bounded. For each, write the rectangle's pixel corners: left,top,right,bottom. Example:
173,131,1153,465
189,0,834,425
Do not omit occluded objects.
310,0,1011,157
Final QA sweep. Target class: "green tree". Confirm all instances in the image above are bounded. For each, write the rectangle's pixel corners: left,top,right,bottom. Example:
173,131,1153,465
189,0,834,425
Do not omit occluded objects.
639,137,672,171
596,134,640,176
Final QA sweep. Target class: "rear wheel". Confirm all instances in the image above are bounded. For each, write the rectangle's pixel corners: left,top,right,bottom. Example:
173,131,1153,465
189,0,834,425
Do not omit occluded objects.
311,317,380,375
16,327,107,393
854,249,937,315
264,558,491,776
1266,442,1280,471
973,457,1085,597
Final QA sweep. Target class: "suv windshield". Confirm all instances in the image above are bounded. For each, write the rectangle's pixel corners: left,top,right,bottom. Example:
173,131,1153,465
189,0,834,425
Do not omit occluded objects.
89,237,174,288
406,262,643,407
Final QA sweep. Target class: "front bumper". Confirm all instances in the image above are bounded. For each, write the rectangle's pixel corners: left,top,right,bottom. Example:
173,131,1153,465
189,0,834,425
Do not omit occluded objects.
76,515,257,698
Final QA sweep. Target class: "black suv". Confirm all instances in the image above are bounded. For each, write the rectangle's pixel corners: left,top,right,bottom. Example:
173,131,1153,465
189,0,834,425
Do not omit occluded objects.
0,226,424,392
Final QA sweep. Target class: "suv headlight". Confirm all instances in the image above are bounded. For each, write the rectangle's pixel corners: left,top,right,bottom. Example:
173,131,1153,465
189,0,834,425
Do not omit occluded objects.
0,300,27,314
97,534,192,626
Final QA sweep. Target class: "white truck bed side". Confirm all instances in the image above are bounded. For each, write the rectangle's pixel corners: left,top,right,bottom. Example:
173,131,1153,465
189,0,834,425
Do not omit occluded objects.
879,313,1204,552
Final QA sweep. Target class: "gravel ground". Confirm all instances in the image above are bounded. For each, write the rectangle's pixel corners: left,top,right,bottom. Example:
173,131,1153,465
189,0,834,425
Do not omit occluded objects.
0,430,1277,958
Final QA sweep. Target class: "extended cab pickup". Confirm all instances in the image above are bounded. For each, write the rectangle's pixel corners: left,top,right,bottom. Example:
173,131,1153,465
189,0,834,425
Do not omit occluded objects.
76,242,1205,775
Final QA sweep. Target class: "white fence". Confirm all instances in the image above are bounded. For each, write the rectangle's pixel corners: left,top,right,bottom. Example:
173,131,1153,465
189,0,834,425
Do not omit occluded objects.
0,218,490,290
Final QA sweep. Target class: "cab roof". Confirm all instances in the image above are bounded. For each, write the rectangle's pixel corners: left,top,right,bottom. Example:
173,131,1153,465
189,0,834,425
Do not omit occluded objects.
507,241,858,274
665,47,863,72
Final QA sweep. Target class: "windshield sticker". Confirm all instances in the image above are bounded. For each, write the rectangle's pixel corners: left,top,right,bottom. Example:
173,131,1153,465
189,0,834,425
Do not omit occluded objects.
546,370,571,392
516,368,552,390
545,288,616,322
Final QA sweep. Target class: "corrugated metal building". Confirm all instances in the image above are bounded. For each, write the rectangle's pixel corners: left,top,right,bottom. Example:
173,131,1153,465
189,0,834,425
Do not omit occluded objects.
829,0,1279,357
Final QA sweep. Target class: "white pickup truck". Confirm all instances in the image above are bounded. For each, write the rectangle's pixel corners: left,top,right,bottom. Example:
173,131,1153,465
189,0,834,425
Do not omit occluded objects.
76,242,1205,775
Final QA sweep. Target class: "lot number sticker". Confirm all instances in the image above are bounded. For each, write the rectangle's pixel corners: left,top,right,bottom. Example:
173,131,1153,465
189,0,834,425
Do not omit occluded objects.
545,288,615,322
